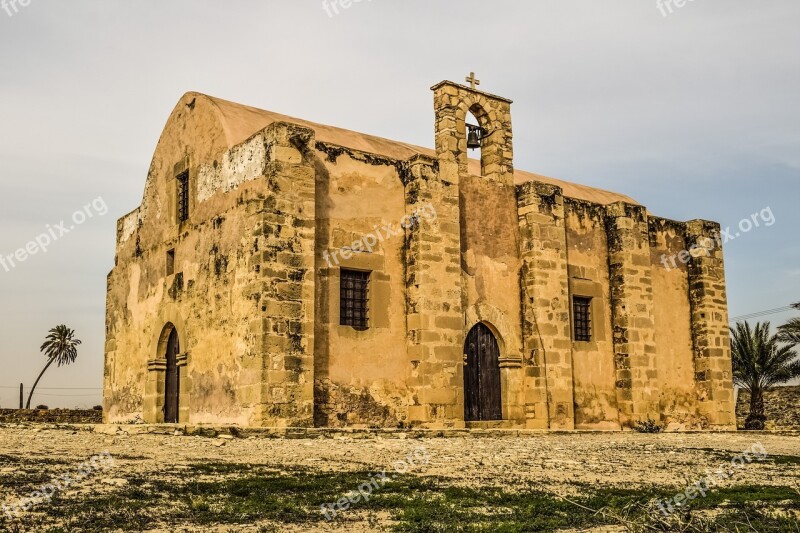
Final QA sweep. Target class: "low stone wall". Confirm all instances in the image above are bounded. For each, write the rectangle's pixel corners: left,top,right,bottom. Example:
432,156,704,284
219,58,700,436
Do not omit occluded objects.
89,424,800,440
736,386,800,430
0,409,103,424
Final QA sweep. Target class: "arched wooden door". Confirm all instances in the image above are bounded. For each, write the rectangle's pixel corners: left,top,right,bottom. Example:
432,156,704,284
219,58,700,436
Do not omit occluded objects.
464,323,502,421
164,328,180,423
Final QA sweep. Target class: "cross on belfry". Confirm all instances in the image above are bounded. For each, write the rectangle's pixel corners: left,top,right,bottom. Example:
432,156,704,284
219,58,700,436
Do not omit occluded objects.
465,72,480,90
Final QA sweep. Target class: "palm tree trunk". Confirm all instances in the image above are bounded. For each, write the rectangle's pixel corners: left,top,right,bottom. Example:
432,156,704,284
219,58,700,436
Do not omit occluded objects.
25,357,55,409
745,388,766,430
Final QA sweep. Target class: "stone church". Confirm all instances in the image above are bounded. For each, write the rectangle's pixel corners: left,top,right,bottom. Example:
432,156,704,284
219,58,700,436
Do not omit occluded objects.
103,77,736,430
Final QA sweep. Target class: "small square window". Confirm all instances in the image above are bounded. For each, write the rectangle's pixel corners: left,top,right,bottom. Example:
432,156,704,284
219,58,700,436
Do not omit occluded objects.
166,249,175,276
176,171,190,223
573,297,592,342
340,269,370,330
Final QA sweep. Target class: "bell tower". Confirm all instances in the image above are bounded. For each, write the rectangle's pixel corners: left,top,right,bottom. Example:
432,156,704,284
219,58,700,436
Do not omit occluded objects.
414,76,525,427
431,74,514,185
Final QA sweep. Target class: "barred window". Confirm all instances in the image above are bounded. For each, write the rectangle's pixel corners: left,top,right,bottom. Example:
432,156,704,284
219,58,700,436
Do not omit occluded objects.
340,269,370,330
176,171,190,223
573,297,592,342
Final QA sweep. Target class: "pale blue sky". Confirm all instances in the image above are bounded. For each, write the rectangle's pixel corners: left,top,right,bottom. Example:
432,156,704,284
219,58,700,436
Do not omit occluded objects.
0,0,798,407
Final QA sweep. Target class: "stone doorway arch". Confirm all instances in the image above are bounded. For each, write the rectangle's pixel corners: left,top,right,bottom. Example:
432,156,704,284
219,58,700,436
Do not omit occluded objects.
163,327,180,423
145,322,187,424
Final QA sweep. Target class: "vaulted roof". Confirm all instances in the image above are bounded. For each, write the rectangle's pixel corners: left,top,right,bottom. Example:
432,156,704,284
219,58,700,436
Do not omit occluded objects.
189,92,638,206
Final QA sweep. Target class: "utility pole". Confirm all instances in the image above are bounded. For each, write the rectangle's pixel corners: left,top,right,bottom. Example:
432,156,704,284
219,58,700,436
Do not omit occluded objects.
19,383,23,409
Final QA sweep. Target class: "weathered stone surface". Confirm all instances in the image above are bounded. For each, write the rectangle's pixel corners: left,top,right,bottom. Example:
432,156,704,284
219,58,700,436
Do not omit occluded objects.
104,82,734,430
737,387,800,429
0,409,102,424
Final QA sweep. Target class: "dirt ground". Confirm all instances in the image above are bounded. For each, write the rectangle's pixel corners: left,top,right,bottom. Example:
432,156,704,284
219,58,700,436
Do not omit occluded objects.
1,425,798,532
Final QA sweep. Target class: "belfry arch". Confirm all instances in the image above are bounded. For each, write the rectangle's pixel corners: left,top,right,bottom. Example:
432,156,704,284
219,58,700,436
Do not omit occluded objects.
431,79,514,185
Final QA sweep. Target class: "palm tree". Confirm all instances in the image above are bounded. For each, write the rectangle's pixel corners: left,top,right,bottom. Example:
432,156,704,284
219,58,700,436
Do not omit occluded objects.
26,325,81,409
730,321,800,430
778,302,800,345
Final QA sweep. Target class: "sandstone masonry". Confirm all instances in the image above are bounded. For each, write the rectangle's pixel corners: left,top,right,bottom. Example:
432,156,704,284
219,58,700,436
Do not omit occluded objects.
104,80,736,430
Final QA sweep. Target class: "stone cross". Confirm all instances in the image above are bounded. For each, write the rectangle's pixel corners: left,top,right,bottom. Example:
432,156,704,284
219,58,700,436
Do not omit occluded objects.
465,72,480,90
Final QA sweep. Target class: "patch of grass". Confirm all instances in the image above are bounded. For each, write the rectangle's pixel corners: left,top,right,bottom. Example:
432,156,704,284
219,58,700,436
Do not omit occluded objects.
0,455,74,495
689,484,800,508
0,454,70,466
393,487,619,532
107,454,148,461
187,462,261,475
679,447,800,468
2,461,798,532
633,418,664,433
43,490,156,531
681,446,751,461
768,454,800,466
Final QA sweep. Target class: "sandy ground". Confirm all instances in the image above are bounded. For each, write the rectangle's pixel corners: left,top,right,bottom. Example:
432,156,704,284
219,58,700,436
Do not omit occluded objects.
1,425,798,531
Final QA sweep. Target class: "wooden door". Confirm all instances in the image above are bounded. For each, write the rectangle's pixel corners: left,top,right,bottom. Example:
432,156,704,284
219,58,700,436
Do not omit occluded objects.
464,323,502,421
164,329,180,423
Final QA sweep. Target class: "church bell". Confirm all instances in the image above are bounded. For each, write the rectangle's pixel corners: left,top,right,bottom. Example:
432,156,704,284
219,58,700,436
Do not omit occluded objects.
467,125,482,150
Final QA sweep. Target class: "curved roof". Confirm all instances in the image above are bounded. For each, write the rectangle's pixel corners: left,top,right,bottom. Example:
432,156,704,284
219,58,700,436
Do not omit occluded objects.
194,92,637,206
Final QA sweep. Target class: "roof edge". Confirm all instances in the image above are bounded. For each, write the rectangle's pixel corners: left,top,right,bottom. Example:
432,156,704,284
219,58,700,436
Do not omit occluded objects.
430,80,514,104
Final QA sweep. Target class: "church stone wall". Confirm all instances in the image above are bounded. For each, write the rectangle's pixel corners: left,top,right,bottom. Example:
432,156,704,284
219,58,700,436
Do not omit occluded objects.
564,199,620,430
403,155,466,427
312,149,413,428
685,220,736,428
459,175,525,423
104,87,736,431
105,179,270,426
105,98,320,427
648,218,702,428
605,202,662,427
517,182,575,429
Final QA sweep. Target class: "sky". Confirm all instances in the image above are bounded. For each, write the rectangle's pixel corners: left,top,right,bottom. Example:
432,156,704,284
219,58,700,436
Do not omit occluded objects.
0,0,798,408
